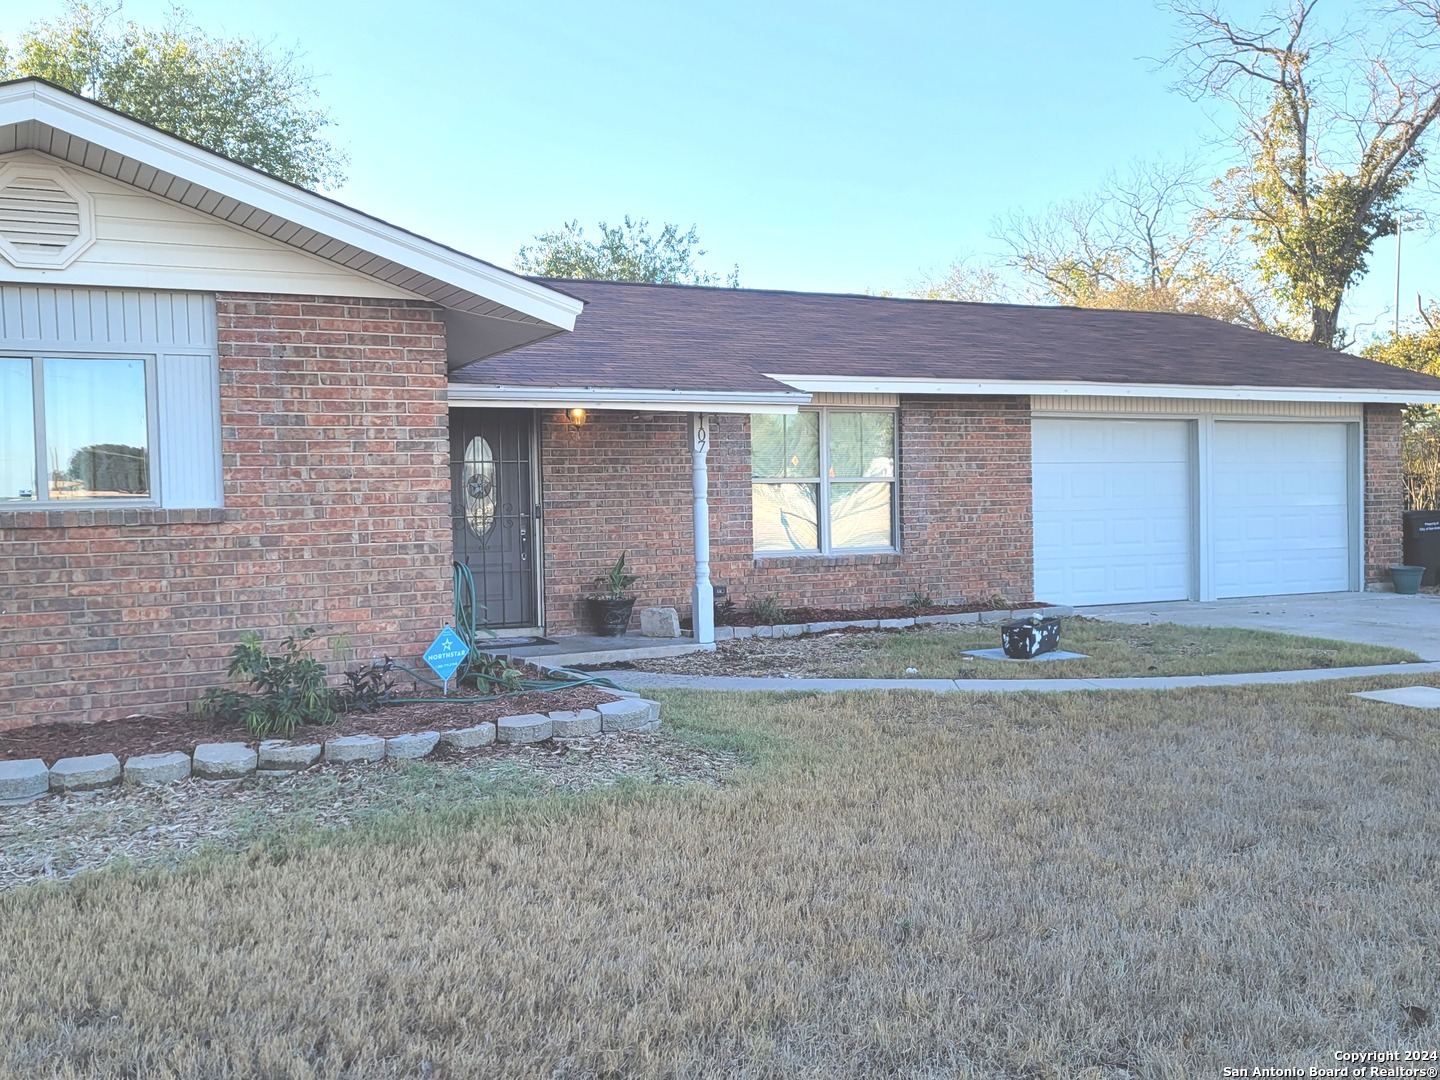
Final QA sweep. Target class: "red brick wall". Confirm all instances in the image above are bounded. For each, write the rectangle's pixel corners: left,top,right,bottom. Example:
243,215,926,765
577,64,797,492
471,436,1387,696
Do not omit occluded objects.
538,396,1034,633
0,294,452,729
539,410,696,633
1364,402,1404,585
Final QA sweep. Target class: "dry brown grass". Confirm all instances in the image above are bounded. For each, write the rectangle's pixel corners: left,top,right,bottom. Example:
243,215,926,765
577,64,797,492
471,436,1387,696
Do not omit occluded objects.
627,618,1420,680
3,682,1439,1078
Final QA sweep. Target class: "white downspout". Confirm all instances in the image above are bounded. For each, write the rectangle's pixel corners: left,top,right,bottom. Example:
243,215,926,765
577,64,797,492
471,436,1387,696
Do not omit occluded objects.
691,413,715,645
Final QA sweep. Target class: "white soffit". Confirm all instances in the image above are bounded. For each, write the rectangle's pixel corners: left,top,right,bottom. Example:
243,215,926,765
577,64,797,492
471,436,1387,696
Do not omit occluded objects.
764,374,1440,405
448,385,808,413
0,80,582,355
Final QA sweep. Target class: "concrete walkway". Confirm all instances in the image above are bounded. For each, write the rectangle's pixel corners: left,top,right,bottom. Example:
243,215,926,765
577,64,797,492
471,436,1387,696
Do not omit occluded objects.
1082,591,1440,660
588,661,1440,694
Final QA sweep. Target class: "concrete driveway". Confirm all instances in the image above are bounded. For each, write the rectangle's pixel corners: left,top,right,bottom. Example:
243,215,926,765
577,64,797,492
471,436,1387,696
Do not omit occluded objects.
1081,591,1440,661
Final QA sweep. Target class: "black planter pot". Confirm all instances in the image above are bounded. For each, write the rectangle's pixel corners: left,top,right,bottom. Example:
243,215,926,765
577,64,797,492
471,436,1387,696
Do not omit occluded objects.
587,597,637,637
999,617,1062,659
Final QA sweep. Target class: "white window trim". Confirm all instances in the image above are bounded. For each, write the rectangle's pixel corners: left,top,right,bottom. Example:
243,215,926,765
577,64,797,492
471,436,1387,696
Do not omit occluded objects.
751,406,900,557
3,348,162,509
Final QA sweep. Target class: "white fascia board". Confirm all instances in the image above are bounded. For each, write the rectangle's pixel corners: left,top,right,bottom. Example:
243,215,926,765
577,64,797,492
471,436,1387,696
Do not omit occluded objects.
764,374,1440,405
0,82,582,331
447,385,808,414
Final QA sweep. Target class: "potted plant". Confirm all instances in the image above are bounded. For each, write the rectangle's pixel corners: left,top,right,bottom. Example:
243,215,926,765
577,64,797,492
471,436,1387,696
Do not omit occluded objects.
586,553,640,636
1391,564,1426,595
999,613,1062,659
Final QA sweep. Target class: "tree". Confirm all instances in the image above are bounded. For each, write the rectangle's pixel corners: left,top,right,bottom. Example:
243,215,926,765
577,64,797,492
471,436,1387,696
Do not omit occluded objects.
1364,305,1440,506
1,2,345,189
1169,0,1440,347
65,442,147,495
991,159,1281,329
515,216,739,285
1364,304,1440,378
910,255,1010,303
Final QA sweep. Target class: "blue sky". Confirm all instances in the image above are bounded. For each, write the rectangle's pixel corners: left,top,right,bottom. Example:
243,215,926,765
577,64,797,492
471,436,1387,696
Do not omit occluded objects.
2,0,1433,343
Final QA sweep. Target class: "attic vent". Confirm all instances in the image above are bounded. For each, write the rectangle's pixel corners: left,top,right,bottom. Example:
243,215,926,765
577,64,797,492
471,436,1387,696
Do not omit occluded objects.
0,163,96,270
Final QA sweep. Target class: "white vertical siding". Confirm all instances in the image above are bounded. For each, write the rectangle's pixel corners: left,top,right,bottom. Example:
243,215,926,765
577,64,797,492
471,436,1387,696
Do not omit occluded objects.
0,284,211,347
156,352,222,508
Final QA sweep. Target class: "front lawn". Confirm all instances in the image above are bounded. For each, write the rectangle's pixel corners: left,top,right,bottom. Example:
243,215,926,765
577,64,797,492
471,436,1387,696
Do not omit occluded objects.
2,682,1438,1076
627,617,1421,679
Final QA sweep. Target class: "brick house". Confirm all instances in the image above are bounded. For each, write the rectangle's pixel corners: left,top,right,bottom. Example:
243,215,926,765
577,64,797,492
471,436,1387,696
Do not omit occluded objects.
5,77,1440,728
457,280,1440,640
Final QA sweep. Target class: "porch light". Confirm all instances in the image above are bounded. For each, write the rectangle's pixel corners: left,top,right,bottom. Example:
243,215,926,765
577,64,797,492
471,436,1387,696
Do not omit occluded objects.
568,407,587,427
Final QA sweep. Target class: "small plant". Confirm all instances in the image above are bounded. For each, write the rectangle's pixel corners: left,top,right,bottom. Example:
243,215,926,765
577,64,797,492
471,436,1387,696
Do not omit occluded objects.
903,588,935,609
466,652,527,692
715,597,739,626
592,552,639,599
985,593,1011,610
337,657,397,713
747,596,786,624
200,628,335,738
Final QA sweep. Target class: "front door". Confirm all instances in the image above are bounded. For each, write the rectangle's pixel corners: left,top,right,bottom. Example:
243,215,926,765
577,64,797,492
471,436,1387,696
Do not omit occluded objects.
451,409,538,628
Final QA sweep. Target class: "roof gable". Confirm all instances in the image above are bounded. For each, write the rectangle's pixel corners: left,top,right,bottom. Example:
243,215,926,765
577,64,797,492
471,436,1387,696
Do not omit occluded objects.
0,78,581,359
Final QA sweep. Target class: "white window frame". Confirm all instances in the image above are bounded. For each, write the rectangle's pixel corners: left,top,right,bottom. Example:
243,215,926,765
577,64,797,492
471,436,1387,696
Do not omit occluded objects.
1,349,162,508
751,406,900,556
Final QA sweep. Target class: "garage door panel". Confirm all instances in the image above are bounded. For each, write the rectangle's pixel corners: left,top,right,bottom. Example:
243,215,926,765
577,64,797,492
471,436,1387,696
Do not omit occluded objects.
1033,419,1193,606
1212,422,1350,598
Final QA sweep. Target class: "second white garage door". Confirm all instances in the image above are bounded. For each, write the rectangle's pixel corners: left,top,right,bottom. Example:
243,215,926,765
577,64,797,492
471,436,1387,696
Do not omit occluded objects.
1033,418,1193,606
1211,421,1352,597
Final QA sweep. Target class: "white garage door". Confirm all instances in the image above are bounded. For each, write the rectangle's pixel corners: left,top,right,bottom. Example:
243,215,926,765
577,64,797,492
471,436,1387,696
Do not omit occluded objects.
1033,419,1193,606
1211,422,1351,597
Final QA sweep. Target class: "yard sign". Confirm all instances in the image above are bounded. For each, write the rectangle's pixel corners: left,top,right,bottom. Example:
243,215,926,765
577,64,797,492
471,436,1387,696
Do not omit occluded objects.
423,625,470,694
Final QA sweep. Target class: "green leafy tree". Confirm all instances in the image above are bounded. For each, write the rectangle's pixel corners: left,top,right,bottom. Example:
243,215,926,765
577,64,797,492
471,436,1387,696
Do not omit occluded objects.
1169,1,1440,347
66,442,147,494
1364,307,1440,379
515,216,739,285
1,2,346,189
1364,306,1440,506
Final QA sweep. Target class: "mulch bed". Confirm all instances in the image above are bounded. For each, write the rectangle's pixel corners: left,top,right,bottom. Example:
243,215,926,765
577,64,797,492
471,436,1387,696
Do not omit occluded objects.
0,684,622,765
683,599,1048,629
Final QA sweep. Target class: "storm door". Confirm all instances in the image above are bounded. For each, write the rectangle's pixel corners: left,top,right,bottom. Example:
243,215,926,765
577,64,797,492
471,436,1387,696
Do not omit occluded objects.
451,409,538,627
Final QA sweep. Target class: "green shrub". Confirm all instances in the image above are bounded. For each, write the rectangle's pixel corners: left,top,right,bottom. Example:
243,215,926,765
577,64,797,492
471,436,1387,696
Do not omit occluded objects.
200,628,335,738
747,596,786,624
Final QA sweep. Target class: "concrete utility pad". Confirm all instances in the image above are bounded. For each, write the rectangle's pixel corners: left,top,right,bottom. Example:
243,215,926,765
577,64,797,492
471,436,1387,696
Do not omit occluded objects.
1352,685,1440,708
963,648,1089,663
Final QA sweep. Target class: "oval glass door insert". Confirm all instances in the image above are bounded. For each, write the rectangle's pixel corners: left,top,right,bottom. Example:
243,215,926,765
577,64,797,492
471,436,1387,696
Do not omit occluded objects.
462,436,497,537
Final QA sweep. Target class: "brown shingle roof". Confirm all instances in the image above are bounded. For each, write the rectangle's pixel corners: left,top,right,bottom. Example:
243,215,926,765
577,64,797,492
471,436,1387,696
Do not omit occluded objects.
449,279,1440,396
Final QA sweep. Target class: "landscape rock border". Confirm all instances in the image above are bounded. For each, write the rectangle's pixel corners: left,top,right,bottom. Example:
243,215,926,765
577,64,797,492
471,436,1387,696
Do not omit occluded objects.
4,700,662,805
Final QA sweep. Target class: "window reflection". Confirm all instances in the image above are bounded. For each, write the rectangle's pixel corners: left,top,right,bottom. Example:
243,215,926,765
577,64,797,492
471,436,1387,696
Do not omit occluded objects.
43,358,149,499
751,408,898,553
829,482,893,548
752,482,819,552
0,358,35,501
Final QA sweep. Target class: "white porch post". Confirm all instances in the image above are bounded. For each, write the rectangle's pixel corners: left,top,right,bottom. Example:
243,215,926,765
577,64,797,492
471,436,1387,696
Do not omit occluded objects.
691,413,715,645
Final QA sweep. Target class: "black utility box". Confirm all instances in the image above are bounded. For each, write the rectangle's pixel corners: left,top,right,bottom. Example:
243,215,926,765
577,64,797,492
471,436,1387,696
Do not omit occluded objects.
1402,510,1440,586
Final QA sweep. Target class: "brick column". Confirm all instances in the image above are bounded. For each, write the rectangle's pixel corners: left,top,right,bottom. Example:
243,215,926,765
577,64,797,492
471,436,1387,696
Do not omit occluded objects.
1364,402,1404,585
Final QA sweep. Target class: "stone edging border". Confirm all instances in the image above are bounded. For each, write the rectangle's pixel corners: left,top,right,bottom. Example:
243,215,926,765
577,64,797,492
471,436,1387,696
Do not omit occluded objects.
0,697,662,806
712,606,1074,640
